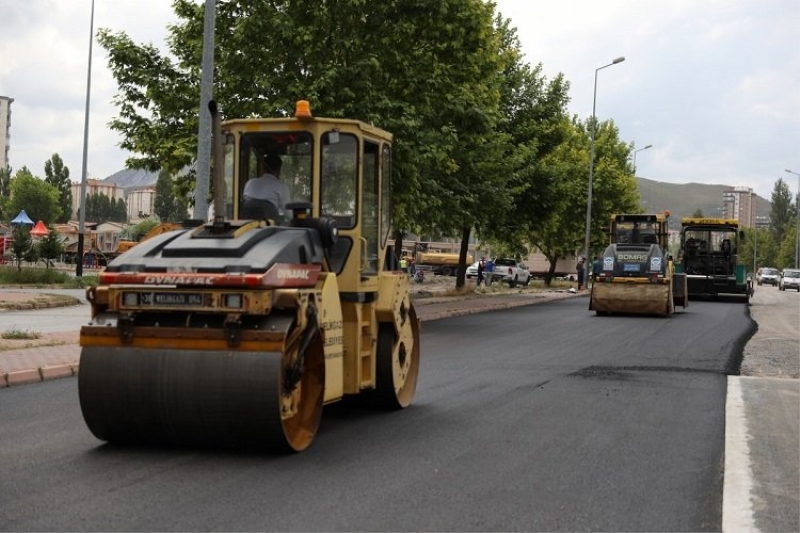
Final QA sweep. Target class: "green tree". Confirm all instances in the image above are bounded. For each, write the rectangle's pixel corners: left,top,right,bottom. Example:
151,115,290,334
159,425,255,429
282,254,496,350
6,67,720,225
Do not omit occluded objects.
476,16,569,278
5,168,62,225
739,227,777,272
44,153,73,223
154,169,189,222
522,117,590,284
114,197,129,222
23,239,40,266
123,217,161,241
83,193,123,223
769,178,794,246
692,208,704,218
37,227,65,268
98,1,533,258
10,225,33,271
776,224,798,269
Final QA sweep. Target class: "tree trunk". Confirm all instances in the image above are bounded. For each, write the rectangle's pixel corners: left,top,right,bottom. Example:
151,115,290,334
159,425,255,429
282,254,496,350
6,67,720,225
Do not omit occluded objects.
455,226,472,290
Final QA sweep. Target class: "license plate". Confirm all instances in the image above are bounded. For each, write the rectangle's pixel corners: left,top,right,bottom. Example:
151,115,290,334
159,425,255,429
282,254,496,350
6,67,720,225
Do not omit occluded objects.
141,292,206,306
623,263,640,273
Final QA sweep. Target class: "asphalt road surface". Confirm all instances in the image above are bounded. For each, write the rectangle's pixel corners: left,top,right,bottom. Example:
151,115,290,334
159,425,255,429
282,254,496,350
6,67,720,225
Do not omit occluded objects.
0,297,753,531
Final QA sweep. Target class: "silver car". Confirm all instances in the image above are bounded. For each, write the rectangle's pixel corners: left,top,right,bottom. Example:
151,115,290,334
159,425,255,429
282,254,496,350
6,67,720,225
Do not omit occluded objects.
779,269,800,291
757,267,780,286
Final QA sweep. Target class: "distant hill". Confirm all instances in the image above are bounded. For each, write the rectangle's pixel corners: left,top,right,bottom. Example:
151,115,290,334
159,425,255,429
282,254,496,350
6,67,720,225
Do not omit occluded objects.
104,168,159,191
636,177,771,221
100,169,772,223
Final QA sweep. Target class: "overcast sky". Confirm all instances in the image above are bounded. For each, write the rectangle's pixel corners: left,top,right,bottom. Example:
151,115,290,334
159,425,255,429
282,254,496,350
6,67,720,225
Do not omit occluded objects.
1,0,798,201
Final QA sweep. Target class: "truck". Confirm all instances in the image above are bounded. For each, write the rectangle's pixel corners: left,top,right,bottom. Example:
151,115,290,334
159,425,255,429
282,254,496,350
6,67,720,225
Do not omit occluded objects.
77,100,421,453
674,217,752,301
401,242,472,276
589,212,688,316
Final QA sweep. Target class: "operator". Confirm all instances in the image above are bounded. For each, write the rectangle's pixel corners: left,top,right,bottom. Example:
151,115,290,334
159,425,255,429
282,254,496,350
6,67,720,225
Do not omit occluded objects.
243,153,291,216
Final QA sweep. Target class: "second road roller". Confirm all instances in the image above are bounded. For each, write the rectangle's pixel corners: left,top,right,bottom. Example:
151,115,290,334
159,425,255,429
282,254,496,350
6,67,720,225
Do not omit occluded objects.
589,213,688,316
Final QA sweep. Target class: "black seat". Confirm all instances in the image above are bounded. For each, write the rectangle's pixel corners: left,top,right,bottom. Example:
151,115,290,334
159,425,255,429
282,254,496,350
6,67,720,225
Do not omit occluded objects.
240,198,283,224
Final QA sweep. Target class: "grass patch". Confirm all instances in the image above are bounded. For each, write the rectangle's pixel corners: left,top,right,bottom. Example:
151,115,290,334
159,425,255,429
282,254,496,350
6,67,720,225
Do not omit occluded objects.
0,265,97,288
2,328,42,340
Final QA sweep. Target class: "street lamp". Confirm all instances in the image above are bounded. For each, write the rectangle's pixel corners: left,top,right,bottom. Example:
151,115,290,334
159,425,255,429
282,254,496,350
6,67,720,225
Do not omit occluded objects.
785,169,800,268
584,56,626,264
632,144,653,175
76,0,95,277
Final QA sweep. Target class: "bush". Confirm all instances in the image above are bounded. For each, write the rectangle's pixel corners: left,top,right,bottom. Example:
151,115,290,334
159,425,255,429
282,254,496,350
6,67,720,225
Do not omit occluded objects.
0,265,97,287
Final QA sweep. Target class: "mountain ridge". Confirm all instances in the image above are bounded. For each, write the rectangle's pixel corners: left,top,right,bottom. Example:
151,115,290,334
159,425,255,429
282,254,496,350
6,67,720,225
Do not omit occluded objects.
636,176,771,222
99,170,772,223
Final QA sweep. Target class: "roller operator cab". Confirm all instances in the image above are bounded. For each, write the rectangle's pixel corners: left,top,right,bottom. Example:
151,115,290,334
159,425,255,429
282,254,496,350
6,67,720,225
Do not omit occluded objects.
78,101,421,453
589,213,688,316
675,217,752,302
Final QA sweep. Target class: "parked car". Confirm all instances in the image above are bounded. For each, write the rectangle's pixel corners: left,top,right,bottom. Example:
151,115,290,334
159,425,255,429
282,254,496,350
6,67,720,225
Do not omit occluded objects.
779,269,800,291
466,261,480,279
492,258,530,287
756,267,780,286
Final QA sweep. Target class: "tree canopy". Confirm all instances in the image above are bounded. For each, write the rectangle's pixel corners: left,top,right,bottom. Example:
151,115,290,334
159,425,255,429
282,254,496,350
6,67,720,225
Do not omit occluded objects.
769,178,794,246
153,169,190,222
44,154,73,223
4,168,62,225
97,0,644,277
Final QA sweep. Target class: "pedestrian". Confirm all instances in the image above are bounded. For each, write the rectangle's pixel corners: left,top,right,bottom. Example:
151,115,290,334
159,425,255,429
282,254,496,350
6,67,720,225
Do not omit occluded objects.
576,257,585,290
485,257,495,286
477,258,485,286
592,256,601,282
399,256,408,273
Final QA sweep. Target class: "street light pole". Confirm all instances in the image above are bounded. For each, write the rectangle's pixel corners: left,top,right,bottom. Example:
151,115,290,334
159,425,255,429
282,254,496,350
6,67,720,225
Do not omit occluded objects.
584,56,625,264
785,169,800,268
76,0,95,277
632,144,653,176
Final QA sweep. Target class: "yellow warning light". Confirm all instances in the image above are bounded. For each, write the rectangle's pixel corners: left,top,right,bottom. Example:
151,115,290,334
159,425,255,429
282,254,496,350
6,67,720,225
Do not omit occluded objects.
295,100,312,120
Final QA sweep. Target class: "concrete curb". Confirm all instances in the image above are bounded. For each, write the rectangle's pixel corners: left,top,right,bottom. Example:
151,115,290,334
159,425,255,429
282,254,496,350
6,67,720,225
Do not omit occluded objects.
3,363,78,387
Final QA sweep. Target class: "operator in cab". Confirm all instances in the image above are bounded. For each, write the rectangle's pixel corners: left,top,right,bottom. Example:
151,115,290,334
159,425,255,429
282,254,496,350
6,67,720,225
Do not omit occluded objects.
243,153,291,217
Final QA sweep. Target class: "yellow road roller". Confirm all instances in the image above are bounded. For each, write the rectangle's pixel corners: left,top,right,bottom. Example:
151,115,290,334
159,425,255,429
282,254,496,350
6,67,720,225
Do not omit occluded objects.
78,101,420,452
589,213,688,316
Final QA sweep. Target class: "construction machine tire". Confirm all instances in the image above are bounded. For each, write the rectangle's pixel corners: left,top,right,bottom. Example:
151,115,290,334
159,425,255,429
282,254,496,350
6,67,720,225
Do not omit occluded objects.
78,335,325,453
373,304,421,409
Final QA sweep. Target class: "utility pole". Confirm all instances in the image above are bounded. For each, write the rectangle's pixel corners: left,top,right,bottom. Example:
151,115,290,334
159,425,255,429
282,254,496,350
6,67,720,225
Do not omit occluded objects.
192,0,216,221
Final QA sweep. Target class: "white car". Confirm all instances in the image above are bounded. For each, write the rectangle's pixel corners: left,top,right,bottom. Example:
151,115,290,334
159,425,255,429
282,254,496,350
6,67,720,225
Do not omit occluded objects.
466,261,480,279
779,269,800,291
492,258,531,287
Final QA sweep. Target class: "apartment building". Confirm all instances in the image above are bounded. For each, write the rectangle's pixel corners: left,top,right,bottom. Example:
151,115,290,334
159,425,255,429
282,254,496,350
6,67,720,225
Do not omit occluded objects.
722,186,757,228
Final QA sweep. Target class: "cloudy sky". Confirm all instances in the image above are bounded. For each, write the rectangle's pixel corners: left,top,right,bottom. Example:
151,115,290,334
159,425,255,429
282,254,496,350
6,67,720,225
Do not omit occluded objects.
1,0,798,201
